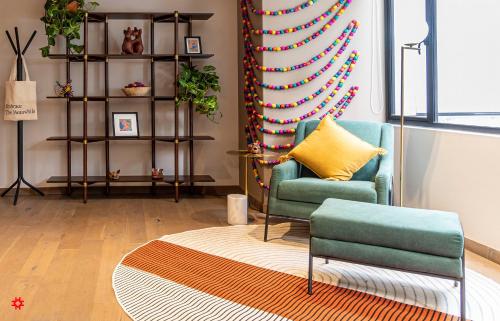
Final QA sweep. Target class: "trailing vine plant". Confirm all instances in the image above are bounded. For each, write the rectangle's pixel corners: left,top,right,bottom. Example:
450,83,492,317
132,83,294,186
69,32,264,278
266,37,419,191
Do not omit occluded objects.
177,63,222,122
40,0,99,57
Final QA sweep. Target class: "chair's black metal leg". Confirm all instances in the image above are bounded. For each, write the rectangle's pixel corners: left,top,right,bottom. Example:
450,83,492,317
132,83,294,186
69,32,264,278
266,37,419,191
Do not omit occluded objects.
325,259,329,264
264,212,270,242
308,240,313,295
1,179,19,197
21,177,44,196
13,180,21,206
454,280,458,287
460,254,466,320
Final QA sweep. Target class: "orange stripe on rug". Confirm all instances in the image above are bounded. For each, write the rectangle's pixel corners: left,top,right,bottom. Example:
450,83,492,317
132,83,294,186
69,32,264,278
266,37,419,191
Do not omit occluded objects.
121,240,464,321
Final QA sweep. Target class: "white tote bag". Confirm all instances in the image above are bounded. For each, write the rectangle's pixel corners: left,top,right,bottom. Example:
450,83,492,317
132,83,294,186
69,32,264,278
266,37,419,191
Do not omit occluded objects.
4,56,37,121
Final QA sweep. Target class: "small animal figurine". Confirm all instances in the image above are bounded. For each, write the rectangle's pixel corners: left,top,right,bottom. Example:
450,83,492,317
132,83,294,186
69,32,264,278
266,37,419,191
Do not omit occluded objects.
152,168,164,179
122,27,134,55
108,169,121,181
66,1,79,14
248,142,262,154
132,27,144,55
55,80,73,97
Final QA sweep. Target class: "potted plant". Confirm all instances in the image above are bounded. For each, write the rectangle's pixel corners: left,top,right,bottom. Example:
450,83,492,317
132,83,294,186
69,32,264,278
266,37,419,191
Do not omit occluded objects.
40,0,99,57
177,63,222,122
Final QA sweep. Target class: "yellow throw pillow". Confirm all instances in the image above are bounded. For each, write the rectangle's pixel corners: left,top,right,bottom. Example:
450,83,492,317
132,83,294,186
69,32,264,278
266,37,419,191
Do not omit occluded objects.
286,117,386,181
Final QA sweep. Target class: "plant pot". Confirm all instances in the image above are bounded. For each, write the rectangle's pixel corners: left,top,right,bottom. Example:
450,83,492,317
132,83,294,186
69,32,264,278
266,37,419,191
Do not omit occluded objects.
122,87,151,97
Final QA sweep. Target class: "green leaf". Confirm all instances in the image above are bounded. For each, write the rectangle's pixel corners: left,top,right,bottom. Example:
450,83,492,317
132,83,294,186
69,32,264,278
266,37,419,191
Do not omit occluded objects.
40,46,50,57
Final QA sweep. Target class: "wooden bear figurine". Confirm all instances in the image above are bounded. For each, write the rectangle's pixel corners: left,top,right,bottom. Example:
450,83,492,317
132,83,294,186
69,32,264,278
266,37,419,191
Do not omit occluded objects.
132,27,144,55
122,27,134,55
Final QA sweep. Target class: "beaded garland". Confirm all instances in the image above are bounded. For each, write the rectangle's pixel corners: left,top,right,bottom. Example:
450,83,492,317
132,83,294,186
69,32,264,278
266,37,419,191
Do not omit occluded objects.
248,52,359,124
246,0,320,16
244,48,358,110
245,44,358,91
242,0,353,52
241,0,360,189
251,86,359,137
244,21,358,73
246,87,359,168
243,0,346,35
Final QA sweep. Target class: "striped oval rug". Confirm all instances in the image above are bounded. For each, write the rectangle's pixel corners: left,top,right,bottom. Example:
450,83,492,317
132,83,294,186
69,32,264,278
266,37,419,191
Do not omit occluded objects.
113,224,500,321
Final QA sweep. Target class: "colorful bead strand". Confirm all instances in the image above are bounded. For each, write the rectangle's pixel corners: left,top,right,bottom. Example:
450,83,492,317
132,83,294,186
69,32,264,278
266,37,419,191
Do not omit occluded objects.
245,51,358,109
252,160,270,190
243,0,346,35
245,0,320,16
243,0,353,52
250,52,359,124
245,45,358,90
320,86,359,120
244,21,358,73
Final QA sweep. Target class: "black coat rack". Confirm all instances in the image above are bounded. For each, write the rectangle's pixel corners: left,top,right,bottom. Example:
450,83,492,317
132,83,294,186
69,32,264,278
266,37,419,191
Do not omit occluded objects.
1,27,44,205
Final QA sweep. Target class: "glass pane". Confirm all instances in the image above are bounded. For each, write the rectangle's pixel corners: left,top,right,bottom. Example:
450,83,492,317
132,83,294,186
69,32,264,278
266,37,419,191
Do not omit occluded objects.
437,0,500,127
393,0,429,118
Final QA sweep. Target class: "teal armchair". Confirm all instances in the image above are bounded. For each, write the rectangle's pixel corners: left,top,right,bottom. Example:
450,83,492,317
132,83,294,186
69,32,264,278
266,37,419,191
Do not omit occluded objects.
265,120,394,241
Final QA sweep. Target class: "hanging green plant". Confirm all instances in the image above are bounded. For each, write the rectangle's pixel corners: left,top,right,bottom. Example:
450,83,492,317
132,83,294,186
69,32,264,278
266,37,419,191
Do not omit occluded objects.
177,63,222,122
40,0,99,57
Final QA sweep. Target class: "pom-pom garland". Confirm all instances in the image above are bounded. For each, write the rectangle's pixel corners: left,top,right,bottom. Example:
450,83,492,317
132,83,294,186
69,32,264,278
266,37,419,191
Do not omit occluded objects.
250,86,359,136
240,0,359,190
244,21,358,73
252,160,270,190
242,0,353,52
242,0,347,36
245,51,358,109
247,87,360,170
245,0,320,16
248,51,359,124
245,48,358,91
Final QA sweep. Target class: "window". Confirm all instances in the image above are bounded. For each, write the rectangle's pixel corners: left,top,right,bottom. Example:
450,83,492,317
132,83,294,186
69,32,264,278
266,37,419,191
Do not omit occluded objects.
386,0,500,132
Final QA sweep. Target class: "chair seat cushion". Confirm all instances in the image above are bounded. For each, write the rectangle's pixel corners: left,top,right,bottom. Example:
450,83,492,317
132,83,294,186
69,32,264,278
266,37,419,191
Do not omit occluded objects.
278,178,377,205
310,198,464,259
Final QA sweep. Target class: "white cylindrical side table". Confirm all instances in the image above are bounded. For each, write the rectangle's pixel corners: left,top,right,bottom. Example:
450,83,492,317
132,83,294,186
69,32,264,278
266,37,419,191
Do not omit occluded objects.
227,194,248,225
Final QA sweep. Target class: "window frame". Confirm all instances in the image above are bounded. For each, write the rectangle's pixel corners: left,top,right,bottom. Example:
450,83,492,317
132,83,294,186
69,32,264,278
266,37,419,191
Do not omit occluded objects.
385,0,500,134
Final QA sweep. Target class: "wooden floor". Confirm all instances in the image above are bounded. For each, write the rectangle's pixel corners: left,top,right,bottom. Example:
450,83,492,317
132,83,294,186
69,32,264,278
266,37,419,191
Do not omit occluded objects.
0,196,499,321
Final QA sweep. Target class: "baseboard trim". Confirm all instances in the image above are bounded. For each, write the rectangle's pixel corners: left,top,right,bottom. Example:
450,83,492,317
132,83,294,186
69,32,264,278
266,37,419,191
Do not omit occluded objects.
465,238,500,265
1,185,243,198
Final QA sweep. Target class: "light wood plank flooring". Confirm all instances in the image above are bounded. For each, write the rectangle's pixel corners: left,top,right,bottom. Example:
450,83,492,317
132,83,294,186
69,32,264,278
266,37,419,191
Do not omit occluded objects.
0,196,499,321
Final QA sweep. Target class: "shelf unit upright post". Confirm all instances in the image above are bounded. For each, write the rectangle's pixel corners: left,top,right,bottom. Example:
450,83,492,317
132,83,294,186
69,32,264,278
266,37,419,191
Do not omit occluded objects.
150,16,157,193
65,38,72,195
45,12,215,203
188,17,195,193
83,12,89,203
173,11,180,202
104,15,111,195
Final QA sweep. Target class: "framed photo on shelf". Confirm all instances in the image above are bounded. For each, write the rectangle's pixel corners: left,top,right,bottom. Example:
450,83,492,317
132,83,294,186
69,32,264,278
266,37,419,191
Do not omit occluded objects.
185,36,202,54
112,112,140,137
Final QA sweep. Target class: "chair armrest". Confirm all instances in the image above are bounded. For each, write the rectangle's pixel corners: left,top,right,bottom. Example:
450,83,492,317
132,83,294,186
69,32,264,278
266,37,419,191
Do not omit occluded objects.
375,157,393,205
269,160,299,199
375,124,394,205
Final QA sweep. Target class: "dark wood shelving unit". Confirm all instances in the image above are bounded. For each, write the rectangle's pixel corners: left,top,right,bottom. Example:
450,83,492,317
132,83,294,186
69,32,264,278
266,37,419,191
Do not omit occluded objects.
46,11,215,203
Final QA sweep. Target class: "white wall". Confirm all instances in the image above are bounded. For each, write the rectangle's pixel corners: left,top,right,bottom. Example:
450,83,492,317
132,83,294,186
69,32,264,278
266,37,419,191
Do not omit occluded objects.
395,126,500,251
0,0,239,188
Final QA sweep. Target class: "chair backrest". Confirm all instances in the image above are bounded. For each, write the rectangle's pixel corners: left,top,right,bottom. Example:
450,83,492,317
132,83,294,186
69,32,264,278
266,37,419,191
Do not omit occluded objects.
293,119,388,181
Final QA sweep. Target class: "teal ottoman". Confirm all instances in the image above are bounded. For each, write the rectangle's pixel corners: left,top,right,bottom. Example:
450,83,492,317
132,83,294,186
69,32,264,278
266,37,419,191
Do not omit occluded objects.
308,198,466,320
